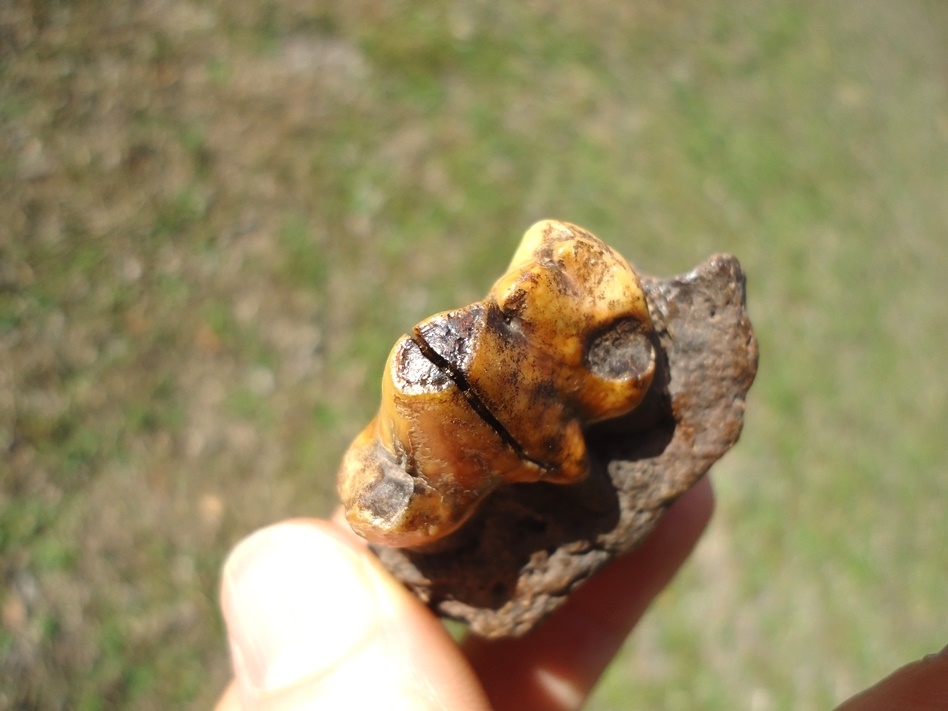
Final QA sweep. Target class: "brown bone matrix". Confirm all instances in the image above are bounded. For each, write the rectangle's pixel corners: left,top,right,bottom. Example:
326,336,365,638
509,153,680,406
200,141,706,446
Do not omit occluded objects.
337,220,758,636
338,220,657,548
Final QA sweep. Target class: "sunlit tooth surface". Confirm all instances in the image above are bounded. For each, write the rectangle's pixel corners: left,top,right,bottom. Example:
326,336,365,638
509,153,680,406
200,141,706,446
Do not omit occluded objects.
338,220,656,548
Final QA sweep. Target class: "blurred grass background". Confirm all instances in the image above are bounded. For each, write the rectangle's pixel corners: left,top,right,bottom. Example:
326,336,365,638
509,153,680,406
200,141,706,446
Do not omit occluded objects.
1,0,946,709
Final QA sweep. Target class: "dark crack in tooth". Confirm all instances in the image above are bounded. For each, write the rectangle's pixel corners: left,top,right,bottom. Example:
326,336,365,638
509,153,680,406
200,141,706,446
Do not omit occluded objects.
410,304,546,472
411,302,484,379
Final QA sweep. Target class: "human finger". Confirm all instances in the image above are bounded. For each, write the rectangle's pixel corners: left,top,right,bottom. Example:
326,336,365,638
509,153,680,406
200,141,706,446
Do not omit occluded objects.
834,647,948,710
217,519,491,710
463,476,715,711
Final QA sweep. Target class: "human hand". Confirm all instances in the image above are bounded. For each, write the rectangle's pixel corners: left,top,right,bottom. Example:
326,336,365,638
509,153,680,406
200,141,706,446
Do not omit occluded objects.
214,475,947,710
214,477,712,710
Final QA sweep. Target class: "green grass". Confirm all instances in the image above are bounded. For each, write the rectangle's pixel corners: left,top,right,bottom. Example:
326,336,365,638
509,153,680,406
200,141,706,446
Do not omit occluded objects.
1,0,946,708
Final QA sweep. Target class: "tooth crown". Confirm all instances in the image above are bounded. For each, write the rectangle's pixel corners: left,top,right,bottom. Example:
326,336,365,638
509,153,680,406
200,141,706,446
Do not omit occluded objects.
338,220,656,548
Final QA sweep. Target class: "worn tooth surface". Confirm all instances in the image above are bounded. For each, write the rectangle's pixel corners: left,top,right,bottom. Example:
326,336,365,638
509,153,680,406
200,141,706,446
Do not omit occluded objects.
337,220,656,548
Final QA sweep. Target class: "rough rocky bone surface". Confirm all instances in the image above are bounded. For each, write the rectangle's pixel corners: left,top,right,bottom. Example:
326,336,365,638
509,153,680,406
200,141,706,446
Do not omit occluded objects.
372,254,759,638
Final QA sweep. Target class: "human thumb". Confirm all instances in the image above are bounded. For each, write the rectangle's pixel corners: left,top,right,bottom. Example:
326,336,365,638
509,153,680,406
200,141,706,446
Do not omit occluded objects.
219,519,489,711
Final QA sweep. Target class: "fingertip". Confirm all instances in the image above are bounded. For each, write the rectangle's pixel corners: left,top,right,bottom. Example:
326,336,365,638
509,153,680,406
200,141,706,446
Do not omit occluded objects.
219,519,490,710
835,651,948,710
221,520,381,697
214,681,241,711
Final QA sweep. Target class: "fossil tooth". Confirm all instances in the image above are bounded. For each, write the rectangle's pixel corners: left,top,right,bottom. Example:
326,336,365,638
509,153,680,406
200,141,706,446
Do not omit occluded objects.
338,220,656,548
